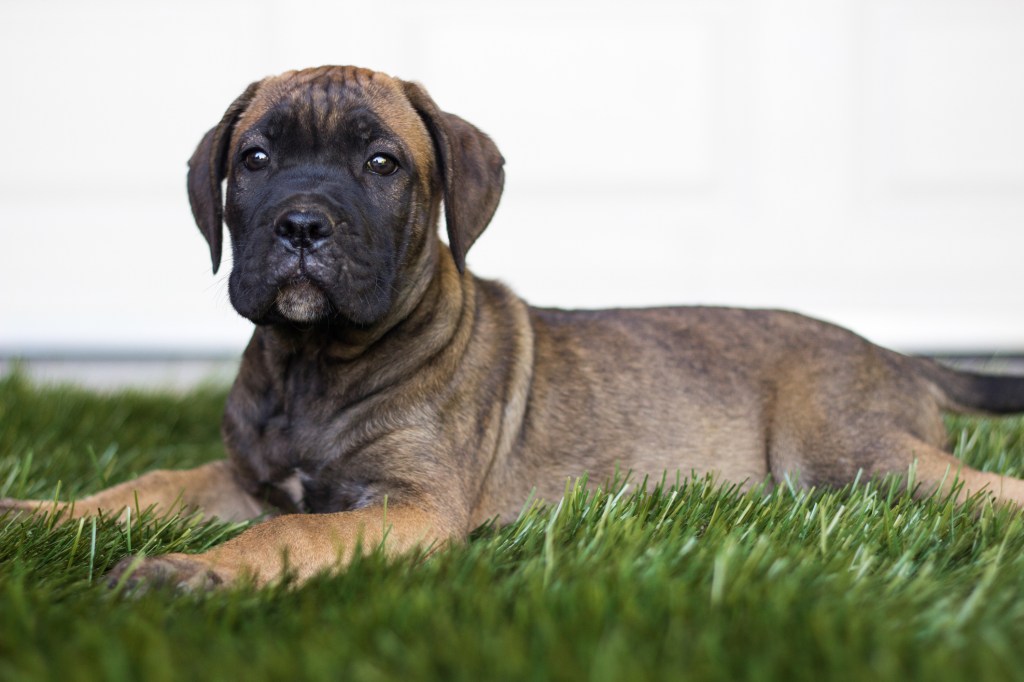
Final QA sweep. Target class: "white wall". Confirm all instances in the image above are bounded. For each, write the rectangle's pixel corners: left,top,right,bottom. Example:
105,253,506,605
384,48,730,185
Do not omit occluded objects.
2,0,1023,355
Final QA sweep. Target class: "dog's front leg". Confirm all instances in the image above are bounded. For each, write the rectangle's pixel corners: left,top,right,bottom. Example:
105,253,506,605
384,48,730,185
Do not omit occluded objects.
0,460,265,523
106,502,457,591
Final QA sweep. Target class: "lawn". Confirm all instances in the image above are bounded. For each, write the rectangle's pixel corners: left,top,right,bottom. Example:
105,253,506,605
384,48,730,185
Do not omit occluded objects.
2,370,1024,681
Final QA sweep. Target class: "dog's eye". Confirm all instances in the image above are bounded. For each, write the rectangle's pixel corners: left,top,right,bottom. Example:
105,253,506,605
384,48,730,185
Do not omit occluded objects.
366,154,399,176
243,148,270,171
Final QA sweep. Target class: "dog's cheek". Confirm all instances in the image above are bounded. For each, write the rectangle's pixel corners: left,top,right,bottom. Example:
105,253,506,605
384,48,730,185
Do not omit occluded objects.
226,238,279,323
224,181,259,242
227,266,259,321
365,179,418,265
225,182,278,276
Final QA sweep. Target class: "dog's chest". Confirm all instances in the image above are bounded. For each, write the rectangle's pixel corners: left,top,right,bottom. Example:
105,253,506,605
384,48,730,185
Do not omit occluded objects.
252,414,379,514
227,357,389,515
261,467,379,514
242,437,383,515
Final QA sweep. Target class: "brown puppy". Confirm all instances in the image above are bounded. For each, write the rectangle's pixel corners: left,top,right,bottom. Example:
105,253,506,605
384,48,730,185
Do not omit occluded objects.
5,65,1024,591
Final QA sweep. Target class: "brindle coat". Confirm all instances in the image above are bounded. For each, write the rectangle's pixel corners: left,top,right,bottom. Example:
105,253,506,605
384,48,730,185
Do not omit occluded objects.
5,66,1024,591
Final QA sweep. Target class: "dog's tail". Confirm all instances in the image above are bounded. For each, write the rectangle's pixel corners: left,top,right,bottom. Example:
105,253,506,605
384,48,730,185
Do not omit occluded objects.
915,358,1024,415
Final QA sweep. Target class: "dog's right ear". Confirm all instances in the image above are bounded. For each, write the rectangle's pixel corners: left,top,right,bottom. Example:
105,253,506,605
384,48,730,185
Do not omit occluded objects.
401,81,505,274
187,81,262,274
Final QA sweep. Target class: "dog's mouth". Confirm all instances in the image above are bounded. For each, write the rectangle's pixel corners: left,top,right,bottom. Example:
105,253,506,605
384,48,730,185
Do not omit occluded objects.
275,276,332,324
235,244,395,329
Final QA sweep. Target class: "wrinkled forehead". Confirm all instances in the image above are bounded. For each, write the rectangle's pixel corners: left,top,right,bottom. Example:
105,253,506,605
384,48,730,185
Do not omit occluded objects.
233,66,434,173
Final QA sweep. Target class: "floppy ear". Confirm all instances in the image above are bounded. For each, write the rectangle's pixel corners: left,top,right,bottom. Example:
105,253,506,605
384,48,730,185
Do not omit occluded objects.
401,81,505,273
187,81,262,274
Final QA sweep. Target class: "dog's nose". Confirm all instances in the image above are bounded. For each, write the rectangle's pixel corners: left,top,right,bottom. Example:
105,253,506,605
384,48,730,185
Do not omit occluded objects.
274,210,334,251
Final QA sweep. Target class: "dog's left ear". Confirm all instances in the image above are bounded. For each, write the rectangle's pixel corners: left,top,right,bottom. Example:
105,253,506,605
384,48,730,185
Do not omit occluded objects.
402,81,505,273
187,80,262,274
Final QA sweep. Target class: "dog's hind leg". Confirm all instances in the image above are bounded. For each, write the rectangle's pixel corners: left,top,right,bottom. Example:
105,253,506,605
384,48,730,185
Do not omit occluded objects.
882,432,1024,506
0,460,265,523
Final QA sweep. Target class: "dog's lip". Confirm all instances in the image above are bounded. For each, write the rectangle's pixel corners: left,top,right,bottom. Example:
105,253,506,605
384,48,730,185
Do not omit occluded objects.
280,273,332,305
285,271,316,286
279,259,327,289
280,277,320,295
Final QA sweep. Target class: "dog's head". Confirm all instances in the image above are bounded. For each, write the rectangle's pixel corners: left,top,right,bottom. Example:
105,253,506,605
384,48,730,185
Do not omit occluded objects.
187,66,504,327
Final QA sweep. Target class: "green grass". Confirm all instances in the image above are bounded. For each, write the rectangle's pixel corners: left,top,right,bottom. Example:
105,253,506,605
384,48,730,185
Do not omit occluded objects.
4,371,1024,681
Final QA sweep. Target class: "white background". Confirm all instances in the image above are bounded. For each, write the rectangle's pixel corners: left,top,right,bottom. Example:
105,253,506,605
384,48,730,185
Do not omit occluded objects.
2,0,1023,356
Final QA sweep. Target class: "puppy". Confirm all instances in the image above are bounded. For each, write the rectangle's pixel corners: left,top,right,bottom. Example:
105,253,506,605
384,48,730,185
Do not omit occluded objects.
4,66,1023,590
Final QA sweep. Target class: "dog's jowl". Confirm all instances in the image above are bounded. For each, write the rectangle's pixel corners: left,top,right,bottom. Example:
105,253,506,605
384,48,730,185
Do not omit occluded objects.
4,65,1024,591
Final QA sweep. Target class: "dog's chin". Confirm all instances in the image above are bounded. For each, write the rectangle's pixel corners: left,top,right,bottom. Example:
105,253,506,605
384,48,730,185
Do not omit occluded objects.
274,280,332,324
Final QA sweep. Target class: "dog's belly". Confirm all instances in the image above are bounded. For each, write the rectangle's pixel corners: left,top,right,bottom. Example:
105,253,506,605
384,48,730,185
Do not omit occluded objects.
492,392,772,524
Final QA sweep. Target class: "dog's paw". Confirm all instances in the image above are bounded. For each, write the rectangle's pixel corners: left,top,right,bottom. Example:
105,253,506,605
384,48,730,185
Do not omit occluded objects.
0,498,48,517
106,553,233,594
0,498,75,524
0,498,31,513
